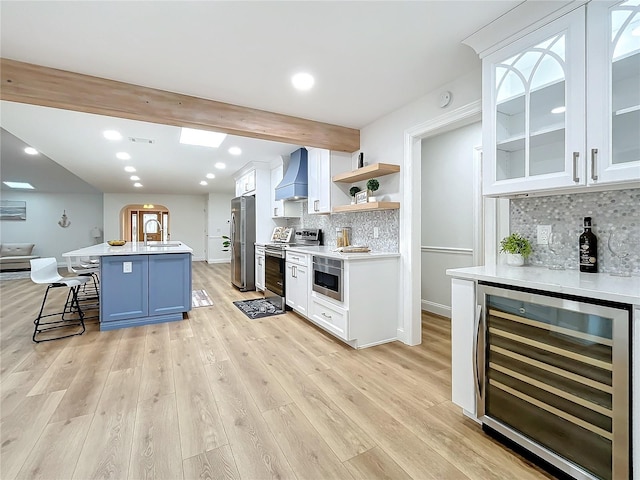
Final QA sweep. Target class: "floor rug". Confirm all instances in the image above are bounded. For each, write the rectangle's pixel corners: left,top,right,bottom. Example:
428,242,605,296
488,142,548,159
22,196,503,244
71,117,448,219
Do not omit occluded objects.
233,298,284,320
192,289,214,308
0,270,31,281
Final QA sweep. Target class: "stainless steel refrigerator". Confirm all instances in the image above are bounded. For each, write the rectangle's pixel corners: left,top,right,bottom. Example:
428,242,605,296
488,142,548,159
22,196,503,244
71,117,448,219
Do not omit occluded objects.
230,195,256,291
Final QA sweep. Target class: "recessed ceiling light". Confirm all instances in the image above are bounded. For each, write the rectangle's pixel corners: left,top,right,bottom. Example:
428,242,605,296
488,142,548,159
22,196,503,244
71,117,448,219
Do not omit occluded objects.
215,162,226,169
116,152,131,160
3,181,34,189
125,166,136,172
228,147,242,155
551,106,566,114
199,180,208,186
291,72,315,91
206,173,215,179
24,147,38,155
133,182,143,188
179,127,227,148
130,175,140,181
103,130,122,141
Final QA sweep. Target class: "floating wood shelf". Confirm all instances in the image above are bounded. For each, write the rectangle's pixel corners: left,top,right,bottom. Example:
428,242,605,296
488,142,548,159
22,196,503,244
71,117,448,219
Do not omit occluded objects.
332,163,400,183
332,202,400,213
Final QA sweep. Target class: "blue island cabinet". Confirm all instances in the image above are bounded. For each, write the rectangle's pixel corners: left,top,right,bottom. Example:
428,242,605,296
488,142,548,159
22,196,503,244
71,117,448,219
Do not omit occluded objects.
100,253,192,330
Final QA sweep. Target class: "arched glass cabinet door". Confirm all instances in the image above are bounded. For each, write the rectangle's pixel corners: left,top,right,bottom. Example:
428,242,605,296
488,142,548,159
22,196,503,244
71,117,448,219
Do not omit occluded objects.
588,0,640,184
495,33,568,180
484,7,586,195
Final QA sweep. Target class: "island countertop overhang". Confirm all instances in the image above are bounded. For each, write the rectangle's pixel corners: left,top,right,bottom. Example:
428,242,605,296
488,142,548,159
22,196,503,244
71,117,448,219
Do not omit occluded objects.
62,241,193,257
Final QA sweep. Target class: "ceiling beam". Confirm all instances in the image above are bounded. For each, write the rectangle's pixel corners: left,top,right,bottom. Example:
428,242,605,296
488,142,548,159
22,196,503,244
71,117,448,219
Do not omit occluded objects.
0,58,360,152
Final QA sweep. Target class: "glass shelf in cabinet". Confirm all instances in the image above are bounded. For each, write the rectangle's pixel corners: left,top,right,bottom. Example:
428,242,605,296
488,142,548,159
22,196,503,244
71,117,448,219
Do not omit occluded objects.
497,136,525,152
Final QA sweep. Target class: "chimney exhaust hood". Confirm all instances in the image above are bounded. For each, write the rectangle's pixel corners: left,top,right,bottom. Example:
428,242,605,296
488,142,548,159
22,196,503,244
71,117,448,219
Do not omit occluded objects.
275,147,308,201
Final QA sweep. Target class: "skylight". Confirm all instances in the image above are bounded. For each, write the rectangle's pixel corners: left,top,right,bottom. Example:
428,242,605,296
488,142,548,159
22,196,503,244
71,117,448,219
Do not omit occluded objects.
180,128,227,148
3,181,34,189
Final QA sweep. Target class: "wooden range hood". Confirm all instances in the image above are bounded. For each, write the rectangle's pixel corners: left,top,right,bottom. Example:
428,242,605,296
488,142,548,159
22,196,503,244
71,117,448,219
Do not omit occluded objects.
0,58,360,153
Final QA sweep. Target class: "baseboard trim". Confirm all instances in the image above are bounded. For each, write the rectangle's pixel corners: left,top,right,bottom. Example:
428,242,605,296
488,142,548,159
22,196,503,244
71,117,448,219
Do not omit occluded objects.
421,300,451,318
206,259,231,264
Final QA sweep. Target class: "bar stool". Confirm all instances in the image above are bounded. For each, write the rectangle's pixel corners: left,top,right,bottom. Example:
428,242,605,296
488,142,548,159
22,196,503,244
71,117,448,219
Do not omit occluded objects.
30,258,91,343
67,256,100,312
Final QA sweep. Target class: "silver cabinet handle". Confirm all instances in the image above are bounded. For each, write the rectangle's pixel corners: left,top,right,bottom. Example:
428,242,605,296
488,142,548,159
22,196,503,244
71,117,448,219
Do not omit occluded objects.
274,207,278,216
473,304,482,400
572,152,580,183
591,148,598,181
321,312,332,319
314,200,319,212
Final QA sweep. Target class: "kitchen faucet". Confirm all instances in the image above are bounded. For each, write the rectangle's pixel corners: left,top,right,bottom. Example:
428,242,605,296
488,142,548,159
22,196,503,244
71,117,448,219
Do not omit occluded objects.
143,218,163,246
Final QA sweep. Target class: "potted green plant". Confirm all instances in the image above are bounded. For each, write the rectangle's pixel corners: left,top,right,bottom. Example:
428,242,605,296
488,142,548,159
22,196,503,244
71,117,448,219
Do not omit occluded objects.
349,186,361,204
222,235,231,252
499,233,532,266
366,178,380,202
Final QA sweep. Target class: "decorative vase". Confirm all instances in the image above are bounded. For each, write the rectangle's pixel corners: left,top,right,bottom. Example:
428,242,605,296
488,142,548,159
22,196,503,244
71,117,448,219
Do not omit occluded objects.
506,253,525,266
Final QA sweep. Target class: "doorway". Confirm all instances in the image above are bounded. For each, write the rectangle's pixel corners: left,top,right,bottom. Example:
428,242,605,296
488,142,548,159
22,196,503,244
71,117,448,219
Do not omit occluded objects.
120,204,170,242
420,121,481,317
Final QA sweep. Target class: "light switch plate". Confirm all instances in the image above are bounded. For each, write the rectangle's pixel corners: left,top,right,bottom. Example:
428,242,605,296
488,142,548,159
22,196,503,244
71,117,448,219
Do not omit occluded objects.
373,227,379,238
123,261,132,273
537,225,551,245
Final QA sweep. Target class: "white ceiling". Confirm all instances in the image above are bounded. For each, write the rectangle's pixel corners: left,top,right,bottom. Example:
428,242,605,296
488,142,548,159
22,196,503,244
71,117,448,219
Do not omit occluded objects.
0,0,523,195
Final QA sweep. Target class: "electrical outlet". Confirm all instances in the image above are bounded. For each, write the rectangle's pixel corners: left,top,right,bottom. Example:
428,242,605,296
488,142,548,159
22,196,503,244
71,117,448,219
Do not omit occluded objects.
373,227,379,238
537,225,552,245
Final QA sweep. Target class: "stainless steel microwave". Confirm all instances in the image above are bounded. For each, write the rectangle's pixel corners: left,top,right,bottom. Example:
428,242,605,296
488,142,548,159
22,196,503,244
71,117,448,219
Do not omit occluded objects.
312,256,343,302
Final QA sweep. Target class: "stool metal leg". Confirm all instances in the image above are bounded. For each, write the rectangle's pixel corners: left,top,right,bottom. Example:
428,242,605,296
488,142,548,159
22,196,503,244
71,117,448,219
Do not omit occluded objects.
33,284,86,343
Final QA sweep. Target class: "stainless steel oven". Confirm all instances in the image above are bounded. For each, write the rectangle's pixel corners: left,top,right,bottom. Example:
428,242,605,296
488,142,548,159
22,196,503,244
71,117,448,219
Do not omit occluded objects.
476,282,630,480
312,256,343,302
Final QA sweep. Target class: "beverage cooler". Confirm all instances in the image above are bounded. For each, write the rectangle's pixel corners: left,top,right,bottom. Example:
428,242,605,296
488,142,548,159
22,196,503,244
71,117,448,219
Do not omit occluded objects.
476,282,631,480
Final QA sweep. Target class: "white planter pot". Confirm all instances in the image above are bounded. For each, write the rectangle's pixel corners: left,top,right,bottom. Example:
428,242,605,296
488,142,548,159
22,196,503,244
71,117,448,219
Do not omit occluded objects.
506,253,525,266
368,196,377,203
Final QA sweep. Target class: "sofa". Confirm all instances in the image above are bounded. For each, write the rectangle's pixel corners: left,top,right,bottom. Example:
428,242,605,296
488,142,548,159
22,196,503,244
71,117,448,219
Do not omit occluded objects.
0,243,39,271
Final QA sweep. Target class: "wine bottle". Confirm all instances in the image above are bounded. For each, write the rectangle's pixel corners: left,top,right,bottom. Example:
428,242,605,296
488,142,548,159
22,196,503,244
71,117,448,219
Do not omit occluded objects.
579,216,598,273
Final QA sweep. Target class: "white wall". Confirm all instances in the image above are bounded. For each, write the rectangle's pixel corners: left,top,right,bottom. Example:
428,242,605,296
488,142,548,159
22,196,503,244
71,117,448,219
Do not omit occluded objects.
207,192,234,263
0,191,103,263
103,193,207,261
359,67,482,344
421,121,481,317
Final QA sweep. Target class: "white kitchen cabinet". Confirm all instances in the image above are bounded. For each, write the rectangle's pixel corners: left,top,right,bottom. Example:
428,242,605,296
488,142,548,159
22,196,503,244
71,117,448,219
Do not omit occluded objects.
235,169,256,196
307,147,351,214
285,251,309,316
450,278,478,417
270,162,302,218
587,0,640,185
255,245,265,291
483,3,640,197
309,295,349,340
288,249,399,349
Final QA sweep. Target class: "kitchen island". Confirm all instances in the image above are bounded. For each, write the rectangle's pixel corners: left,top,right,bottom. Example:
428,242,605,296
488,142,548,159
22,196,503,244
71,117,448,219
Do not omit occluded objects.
63,241,193,331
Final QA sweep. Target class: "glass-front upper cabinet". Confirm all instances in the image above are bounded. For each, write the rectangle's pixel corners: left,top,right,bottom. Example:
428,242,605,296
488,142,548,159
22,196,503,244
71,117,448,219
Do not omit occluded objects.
483,3,640,196
588,0,640,184
483,8,586,196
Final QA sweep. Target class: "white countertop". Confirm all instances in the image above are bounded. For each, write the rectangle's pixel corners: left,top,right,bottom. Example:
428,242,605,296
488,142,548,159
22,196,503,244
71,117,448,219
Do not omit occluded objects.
63,241,193,257
447,265,640,305
287,245,400,260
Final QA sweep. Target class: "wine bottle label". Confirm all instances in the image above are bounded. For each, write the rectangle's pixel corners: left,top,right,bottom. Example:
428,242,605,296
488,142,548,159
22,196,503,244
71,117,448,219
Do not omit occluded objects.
579,243,597,265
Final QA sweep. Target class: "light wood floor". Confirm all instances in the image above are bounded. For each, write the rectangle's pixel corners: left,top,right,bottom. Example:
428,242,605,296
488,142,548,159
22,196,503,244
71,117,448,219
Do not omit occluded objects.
0,262,555,480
